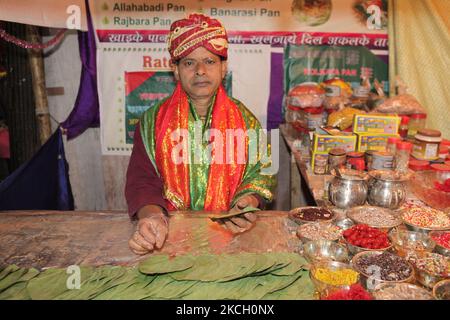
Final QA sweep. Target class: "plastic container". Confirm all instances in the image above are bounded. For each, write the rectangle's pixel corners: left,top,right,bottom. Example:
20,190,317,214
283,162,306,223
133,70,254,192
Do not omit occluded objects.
407,113,427,139
409,160,430,171
314,154,328,175
371,151,394,170
412,129,442,161
346,152,365,170
395,142,413,173
398,116,410,139
439,146,449,160
430,164,450,184
387,137,401,155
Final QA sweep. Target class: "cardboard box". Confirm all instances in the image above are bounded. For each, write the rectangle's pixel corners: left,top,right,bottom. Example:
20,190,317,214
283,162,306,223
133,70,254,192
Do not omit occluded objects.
353,114,400,135
312,132,357,154
356,133,400,152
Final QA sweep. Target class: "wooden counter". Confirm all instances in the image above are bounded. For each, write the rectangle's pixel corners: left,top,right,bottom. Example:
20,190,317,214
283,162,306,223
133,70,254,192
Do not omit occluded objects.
0,210,300,270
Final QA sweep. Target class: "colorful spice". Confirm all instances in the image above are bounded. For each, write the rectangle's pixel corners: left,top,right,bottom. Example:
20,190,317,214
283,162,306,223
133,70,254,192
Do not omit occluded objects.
402,206,450,229
354,252,412,281
373,283,433,300
431,231,450,249
292,207,334,222
297,222,343,241
349,207,401,228
322,284,372,300
406,252,450,277
434,178,450,193
343,224,391,249
313,267,359,286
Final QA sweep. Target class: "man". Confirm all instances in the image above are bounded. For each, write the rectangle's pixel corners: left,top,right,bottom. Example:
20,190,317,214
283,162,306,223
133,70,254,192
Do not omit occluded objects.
125,13,275,255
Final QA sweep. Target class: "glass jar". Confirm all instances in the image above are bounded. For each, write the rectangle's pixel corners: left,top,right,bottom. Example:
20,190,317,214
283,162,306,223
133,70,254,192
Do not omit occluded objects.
371,151,394,170
395,142,413,173
328,148,347,173
430,164,450,183
350,86,370,111
365,150,377,171
314,154,328,175
346,151,365,170
412,129,442,161
398,116,410,139
407,113,427,139
386,136,401,155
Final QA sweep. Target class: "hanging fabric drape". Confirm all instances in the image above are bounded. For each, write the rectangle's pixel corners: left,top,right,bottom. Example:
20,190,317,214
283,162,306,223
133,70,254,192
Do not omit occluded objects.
388,0,450,138
60,0,99,140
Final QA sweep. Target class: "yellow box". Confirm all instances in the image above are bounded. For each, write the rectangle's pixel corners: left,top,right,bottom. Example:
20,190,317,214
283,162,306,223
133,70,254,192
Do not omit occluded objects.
312,133,357,154
356,133,400,152
353,114,400,135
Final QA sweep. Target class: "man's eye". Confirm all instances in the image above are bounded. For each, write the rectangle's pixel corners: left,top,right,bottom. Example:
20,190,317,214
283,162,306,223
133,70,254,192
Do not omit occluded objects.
184,61,194,67
205,59,216,65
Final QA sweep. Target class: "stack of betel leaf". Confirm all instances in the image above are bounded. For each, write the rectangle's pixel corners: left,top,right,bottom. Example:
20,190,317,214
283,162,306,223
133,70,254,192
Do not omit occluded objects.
0,253,314,300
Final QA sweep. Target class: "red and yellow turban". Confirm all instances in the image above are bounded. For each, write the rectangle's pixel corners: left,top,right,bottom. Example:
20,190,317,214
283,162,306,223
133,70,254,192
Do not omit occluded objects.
167,13,228,62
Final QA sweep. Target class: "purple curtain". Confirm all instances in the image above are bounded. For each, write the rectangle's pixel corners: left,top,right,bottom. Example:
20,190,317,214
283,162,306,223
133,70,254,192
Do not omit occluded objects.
61,0,99,140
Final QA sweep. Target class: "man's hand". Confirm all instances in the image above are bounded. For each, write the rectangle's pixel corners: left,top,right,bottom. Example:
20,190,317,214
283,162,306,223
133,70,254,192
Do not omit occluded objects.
128,206,169,255
221,195,259,234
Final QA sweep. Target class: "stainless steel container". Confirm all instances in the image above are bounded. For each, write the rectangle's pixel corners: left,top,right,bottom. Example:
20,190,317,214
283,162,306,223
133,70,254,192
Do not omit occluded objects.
328,169,368,209
367,170,408,209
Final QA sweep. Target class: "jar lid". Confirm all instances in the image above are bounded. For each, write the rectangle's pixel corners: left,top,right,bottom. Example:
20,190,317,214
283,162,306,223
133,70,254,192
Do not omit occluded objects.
397,141,413,151
302,107,324,114
329,148,346,156
409,160,430,171
410,113,427,119
430,164,450,172
417,129,442,137
400,116,410,124
347,151,364,158
387,137,401,144
373,151,394,159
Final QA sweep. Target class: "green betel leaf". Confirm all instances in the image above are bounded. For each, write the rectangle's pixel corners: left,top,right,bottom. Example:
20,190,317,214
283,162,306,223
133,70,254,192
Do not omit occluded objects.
209,206,260,221
139,254,195,275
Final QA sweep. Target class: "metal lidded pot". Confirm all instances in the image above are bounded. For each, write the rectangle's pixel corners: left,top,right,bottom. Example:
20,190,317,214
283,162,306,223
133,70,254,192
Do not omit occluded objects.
328,168,369,209
367,170,409,209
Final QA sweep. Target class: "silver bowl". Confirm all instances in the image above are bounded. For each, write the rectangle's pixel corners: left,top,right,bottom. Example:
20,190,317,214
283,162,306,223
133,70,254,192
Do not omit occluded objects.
415,268,446,289
389,229,436,258
429,231,450,257
309,260,360,298
433,279,450,300
351,251,415,291
333,218,355,231
373,282,434,300
288,206,335,225
343,237,393,256
296,222,343,243
346,206,402,232
302,240,350,264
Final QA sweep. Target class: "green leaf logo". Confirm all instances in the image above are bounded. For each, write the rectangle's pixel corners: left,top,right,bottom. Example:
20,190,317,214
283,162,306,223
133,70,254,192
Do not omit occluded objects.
103,16,110,25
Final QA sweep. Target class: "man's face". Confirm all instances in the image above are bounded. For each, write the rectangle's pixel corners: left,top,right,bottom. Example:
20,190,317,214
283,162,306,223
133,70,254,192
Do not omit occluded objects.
173,47,227,102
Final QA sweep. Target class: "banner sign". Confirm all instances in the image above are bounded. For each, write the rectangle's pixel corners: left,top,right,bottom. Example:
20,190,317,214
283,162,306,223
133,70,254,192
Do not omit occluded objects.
89,0,388,155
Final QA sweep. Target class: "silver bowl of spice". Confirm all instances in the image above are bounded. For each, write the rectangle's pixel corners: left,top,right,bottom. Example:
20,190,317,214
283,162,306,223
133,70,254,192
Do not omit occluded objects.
289,206,335,225
389,229,436,258
429,231,450,257
373,282,434,300
351,251,415,291
309,260,360,298
433,279,450,300
302,240,350,264
406,252,450,289
296,222,343,243
347,206,402,232
401,206,450,234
